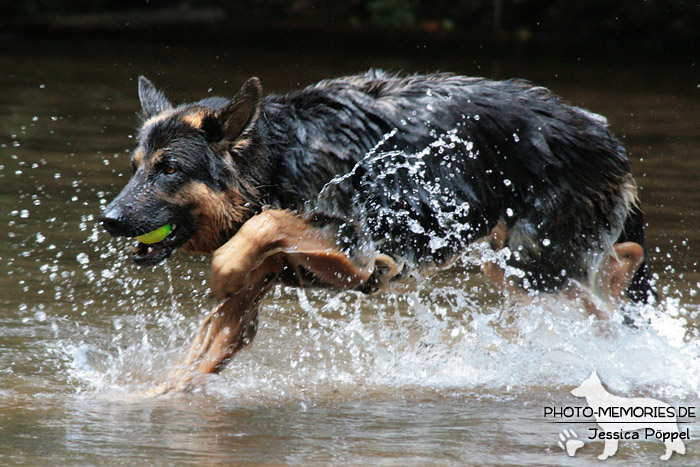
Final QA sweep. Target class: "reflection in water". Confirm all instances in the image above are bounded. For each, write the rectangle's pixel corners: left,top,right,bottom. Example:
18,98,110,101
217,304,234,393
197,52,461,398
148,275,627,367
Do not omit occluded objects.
1,37,700,464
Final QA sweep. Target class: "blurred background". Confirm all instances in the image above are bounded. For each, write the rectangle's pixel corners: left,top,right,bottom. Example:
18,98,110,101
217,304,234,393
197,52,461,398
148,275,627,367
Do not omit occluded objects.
2,0,699,60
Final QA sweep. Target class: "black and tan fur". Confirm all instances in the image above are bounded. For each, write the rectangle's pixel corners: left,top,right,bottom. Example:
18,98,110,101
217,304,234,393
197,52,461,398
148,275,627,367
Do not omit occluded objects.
100,71,654,392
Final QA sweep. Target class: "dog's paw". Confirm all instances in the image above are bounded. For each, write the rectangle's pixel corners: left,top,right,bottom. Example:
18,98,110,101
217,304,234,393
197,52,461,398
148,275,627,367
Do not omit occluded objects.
558,429,584,456
142,383,173,398
139,371,199,397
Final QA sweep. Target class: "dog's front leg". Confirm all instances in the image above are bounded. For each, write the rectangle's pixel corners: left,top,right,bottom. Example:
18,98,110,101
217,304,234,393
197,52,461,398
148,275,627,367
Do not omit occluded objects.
150,253,282,395
209,209,383,296
187,271,277,375
172,253,284,392
154,209,396,394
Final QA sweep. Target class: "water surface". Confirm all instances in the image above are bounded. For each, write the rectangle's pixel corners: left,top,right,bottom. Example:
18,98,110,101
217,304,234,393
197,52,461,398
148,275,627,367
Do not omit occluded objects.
1,37,699,465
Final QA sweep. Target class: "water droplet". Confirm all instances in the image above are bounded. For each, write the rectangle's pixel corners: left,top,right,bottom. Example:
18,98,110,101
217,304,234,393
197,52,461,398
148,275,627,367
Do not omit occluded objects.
76,253,89,265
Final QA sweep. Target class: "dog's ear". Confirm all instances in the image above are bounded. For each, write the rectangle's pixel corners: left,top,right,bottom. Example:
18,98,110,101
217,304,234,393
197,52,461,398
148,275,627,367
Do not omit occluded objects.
218,77,262,142
138,76,173,118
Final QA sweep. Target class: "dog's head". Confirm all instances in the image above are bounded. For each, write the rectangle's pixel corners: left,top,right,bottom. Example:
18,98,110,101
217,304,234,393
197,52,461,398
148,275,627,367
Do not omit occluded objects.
100,76,267,266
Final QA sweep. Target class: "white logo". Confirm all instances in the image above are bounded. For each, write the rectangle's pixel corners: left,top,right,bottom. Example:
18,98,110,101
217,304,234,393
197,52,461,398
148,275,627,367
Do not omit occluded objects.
567,370,687,460
558,428,584,456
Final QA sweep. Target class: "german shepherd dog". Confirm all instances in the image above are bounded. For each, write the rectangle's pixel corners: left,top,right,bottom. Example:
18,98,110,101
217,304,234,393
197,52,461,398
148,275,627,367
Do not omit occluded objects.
100,71,654,392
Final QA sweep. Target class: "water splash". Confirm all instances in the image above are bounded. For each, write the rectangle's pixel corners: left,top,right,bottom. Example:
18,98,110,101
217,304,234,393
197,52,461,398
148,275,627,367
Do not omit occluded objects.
6,122,695,405
58,236,700,405
212,283,699,402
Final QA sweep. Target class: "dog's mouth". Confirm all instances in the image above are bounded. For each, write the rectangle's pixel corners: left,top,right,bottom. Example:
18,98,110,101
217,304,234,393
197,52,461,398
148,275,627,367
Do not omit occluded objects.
129,223,189,267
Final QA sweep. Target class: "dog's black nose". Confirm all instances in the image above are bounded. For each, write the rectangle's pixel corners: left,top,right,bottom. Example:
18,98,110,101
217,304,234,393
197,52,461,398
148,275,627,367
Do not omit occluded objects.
100,207,129,237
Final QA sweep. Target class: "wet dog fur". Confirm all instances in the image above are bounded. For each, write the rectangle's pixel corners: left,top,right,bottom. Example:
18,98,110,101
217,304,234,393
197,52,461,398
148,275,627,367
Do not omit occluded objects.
100,71,654,391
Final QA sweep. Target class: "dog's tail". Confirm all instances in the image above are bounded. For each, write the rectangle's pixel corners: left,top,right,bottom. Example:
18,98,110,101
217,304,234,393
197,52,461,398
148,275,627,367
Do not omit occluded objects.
617,205,656,303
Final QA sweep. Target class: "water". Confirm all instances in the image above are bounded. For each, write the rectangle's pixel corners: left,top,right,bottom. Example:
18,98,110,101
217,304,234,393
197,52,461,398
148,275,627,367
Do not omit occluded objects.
1,36,700,464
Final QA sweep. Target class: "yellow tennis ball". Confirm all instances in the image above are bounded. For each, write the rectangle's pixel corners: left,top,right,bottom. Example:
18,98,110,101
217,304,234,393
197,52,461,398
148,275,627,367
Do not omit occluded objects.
135,224,172,244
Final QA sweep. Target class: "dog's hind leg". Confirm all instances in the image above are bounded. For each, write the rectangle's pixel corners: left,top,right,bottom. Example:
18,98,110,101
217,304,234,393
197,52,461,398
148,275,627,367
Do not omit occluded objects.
598,242,645,301
478,220,645,320
616,205,656,303
480,221,525,296
560,242,645,321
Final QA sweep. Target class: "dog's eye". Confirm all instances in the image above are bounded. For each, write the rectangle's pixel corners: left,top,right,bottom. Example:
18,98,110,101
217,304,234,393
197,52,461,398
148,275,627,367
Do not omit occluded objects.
160,161,178,175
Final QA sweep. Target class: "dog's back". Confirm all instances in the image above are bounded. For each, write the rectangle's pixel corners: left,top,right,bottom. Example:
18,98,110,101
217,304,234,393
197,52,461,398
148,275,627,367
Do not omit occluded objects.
260,71,650,296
